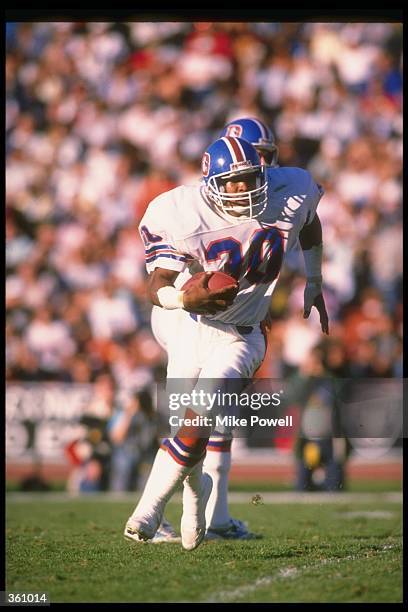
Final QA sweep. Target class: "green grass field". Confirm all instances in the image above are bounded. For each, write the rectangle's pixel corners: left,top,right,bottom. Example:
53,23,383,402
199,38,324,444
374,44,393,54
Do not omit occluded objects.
6,491,402,603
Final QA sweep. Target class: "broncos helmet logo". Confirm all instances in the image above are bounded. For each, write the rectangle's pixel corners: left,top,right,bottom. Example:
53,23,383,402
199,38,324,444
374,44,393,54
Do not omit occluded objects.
225,124,243,138
202,152,210,177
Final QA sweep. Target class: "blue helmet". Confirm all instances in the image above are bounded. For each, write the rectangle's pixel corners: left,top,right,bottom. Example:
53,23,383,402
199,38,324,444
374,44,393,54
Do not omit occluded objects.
201,136,268,219
221,117,279,167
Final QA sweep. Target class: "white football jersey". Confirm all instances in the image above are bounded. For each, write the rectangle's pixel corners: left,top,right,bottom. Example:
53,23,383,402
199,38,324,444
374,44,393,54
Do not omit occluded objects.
139,167,323,326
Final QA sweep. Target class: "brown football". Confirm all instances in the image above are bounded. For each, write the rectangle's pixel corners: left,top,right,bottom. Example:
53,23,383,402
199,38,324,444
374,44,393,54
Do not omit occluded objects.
181,271,239,293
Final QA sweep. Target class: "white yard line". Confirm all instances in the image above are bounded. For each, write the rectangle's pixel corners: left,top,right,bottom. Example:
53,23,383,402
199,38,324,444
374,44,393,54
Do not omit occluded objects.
337,510,396,519
205,546,398,602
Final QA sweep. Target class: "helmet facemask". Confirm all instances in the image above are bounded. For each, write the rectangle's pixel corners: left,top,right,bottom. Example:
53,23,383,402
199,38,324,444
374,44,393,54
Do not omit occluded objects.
207,166,268,220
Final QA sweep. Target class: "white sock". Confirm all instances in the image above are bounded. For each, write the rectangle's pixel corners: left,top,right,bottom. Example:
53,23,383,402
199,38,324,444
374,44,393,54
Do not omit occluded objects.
203,450,231,529
129,447,190,522
182,458,204,523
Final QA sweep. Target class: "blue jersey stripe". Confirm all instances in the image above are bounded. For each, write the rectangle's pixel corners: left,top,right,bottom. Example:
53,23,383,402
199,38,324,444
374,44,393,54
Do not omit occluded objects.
145,253,188,264
145,243,177,255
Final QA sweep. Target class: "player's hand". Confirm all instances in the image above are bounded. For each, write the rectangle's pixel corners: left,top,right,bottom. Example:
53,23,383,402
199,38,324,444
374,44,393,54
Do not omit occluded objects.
303,280,329,334
183,272,238,315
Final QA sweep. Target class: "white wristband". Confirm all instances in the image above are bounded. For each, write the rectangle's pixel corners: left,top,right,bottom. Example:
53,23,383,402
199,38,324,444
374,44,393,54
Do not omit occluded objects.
157,286,185,310
303,244,323,282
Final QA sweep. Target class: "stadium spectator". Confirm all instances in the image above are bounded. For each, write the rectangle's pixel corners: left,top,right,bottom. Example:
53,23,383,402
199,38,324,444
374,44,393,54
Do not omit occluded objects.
291,349,351,491
108,388,159,491
65,372,115,492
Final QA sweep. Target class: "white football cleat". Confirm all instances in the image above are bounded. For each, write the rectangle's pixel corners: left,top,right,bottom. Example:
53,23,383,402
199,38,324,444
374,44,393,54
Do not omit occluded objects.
181,472,213,551
124,516,181,544
150,518,181,543
124,509,163,543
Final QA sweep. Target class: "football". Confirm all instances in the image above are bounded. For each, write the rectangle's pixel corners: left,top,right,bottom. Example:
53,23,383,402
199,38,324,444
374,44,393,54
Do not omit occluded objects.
181,271,238,293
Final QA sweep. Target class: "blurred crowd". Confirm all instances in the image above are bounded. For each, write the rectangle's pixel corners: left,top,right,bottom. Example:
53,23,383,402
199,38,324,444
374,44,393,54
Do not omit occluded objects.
64,376,160,493
6,22,402,413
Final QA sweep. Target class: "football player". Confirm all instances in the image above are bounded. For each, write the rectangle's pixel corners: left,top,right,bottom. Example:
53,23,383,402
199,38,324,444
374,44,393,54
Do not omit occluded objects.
124,136,328,550
221,116,279,167
199,117,280,541
149,117,280,543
